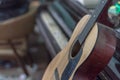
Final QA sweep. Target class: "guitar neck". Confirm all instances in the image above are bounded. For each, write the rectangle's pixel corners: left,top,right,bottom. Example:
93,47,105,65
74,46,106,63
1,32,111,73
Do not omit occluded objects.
78,0,111,44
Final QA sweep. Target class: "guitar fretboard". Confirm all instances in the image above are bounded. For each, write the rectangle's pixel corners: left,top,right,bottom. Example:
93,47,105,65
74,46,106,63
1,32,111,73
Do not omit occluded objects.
78,0,109,44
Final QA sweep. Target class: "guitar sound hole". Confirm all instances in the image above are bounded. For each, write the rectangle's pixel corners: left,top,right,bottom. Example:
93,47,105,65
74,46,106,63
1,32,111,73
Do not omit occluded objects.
71,40,81,58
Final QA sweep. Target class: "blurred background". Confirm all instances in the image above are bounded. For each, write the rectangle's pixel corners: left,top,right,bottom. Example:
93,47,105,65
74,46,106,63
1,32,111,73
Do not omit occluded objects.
0,0,119,80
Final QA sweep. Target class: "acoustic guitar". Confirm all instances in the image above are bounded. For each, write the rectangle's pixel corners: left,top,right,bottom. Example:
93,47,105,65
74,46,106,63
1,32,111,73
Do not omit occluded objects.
42,0,117,80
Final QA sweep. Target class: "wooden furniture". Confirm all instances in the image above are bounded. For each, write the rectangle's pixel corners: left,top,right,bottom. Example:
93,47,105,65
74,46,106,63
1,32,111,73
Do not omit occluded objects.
0,4,37,76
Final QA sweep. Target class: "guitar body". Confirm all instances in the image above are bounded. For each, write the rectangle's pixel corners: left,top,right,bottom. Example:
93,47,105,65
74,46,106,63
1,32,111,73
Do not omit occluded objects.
42,15,116,80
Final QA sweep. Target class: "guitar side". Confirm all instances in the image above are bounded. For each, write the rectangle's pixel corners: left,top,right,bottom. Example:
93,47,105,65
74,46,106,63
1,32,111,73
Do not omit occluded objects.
73,23,116,80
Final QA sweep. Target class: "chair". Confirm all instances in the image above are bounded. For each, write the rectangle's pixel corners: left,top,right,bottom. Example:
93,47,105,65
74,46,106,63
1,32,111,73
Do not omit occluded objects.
0,4,38,76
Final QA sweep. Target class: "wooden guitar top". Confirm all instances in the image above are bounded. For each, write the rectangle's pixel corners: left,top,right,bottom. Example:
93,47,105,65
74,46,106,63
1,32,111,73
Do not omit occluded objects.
42,15,98,80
